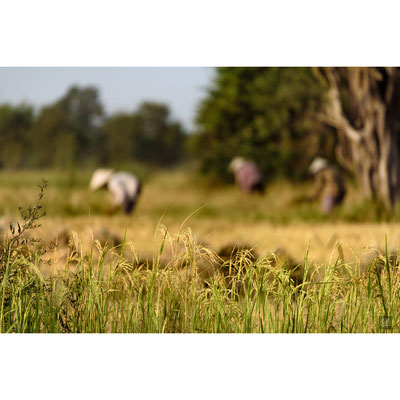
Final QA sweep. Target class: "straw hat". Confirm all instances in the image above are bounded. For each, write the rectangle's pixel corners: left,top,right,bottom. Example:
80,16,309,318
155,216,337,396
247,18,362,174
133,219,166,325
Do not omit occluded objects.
229,157,247,173
309,157,329,175
89,169,114,191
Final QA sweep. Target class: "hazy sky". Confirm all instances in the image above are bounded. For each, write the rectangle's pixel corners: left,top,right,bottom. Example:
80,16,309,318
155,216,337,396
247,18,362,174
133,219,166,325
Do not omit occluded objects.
0,67,215,130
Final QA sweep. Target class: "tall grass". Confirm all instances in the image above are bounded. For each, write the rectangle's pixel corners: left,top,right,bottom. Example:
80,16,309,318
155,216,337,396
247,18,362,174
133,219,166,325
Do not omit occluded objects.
1,218,398,333
1,172,399,333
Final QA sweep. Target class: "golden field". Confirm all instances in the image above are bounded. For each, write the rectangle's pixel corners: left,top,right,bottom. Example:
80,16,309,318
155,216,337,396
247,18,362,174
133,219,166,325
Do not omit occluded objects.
1,168,400,333
1,168,399,270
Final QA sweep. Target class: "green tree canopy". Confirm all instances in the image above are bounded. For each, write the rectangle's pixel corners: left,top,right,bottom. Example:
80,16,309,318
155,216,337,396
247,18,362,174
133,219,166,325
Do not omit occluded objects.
101,101,186,167
0,87,184,171
27,86,104,168
194,67,335,182
28,104,71,167
0,104,34,169
102,112,138,165
57,86,103,146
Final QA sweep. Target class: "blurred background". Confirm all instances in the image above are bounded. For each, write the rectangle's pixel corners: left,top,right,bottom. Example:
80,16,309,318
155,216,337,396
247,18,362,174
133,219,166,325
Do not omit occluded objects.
1,67,400,265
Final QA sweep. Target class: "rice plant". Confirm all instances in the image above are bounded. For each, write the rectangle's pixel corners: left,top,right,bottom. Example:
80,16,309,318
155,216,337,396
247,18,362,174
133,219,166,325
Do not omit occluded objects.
0,176,398,333
1,218,398,333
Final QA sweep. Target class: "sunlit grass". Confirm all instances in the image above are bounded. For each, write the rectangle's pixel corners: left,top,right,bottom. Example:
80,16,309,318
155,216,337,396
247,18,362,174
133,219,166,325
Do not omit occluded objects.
1,222,399,333
1,169,400,333
0,168,395,222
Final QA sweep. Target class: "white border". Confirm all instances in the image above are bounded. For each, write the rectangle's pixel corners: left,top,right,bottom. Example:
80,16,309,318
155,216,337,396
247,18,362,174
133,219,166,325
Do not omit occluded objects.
1,0,400,398
0,334,398,399
1,0,400,66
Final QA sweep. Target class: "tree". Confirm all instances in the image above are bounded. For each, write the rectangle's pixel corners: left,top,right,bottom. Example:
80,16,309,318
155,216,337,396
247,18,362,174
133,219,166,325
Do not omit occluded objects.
0,104,33,169
28,85,104,168
101,102,186,167
101,113,138,165
133,102,185,165
315,67,400,211
194,67,333,182
28,104,72,167
56,86,104,161
0,89,187,170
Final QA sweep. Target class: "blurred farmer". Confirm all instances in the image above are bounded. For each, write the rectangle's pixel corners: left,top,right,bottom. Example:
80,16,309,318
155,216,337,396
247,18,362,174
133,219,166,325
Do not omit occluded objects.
229,157,265,193
89,169,142,214
308,157,346,214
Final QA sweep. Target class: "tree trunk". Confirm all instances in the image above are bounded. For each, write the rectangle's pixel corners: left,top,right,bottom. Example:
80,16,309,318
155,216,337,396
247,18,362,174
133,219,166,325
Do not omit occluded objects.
316,67,400,211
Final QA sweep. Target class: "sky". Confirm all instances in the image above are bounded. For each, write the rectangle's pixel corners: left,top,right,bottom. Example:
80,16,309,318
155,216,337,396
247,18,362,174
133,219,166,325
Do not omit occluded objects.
0,67,215,131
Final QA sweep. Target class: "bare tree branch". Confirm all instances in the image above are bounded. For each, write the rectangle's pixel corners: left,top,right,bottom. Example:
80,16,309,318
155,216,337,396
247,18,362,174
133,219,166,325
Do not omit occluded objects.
325,68,365,143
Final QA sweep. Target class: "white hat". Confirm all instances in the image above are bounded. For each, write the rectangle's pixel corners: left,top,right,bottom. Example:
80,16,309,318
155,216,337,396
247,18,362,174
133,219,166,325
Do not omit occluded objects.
229,157,247,173
309,157,329,174
89,169,114,191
